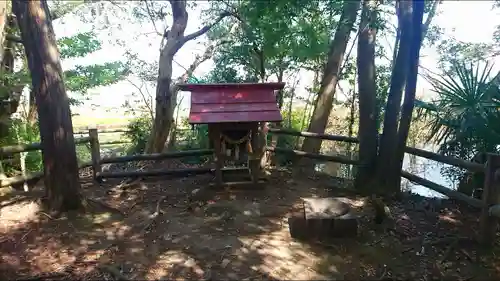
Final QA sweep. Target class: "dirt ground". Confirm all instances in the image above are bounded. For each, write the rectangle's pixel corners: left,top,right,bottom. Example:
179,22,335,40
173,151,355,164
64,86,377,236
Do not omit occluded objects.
1,165,500,280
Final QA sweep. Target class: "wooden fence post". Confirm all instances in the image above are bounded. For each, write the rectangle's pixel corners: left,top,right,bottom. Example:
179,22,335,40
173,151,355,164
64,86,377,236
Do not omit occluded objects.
89,128,102,182
479,153,500,246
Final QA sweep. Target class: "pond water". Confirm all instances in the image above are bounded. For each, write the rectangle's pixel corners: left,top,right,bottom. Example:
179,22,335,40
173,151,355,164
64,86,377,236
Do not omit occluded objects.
401,144,452,198
317,144,457,198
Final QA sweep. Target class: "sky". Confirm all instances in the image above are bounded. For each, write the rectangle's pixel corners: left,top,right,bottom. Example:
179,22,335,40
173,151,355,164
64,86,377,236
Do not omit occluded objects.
52,1,500,121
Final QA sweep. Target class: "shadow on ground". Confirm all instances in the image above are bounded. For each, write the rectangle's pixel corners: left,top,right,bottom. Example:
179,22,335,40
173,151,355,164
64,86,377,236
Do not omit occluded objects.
1,167,499,280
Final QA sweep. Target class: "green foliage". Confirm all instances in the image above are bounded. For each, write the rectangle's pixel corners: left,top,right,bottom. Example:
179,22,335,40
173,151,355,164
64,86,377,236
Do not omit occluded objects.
64,62,129,93
171,118,211,164
58,32,102,59
0,119,41,174
125,115,153,154
279,107,307,147
206,0,337,82
417,62,500,184
176,118,210,151
422,62,500,148
436,39,495,70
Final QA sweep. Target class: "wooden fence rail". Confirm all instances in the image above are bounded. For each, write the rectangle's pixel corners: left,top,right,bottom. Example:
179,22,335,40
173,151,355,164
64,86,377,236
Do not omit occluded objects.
266,146,358,165
0,136,90,158
87,128,214,181
0,136,92,188
267,128,500,246
1,127,499,245
268,128,484,172
74,129,130,135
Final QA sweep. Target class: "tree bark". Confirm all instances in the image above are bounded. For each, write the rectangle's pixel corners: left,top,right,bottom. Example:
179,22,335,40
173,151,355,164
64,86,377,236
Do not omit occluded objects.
13,0,83,212
391,0,425,189
376,0,413,192
0,1,8,63
355,0,378,190
301,0,360,155
276,62,285,110
166,43,218,149
146,0,230,153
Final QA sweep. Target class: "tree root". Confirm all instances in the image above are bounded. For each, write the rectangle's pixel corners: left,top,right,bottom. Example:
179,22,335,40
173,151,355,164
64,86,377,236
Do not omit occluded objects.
15,272,69,281
128,195,144,212
368,195,392,224
439,236,460,264
97,264,129,281
85,198,125,217
116,178,142,190
142,195,167,232
427,236,475,246
38,211,56,220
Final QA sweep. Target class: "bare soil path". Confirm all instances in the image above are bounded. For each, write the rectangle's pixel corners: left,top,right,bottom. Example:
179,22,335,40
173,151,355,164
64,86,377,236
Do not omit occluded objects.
1,167,499,280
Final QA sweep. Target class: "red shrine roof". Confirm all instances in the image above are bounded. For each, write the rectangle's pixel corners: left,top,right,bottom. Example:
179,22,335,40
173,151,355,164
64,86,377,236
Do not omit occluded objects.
178,82,285,124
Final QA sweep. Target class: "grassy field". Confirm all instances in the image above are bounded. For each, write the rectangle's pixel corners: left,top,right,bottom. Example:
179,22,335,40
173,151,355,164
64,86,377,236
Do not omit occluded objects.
71,114,131,130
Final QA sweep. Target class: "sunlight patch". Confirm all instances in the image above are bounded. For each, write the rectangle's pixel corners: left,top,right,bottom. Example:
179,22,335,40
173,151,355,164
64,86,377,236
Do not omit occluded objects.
0,201,41,232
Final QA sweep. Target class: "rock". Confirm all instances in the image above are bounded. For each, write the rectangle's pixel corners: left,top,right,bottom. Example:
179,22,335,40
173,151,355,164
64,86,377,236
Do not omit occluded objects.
221,258,231,268
288,197,358,241
242,202,261,217
303,197,350,219
288,214,309,240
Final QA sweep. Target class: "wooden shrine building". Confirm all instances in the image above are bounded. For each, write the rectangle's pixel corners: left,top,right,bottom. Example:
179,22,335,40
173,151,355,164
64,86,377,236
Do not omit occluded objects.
178,82,285,188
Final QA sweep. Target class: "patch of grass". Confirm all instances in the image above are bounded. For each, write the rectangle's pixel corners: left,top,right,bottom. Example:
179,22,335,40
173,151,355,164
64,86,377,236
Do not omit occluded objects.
72,115,131,129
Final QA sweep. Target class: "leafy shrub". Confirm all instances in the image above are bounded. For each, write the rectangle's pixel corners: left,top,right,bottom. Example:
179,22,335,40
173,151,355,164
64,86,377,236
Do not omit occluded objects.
0,118,42,175
174,118,210,164
125,115,152,154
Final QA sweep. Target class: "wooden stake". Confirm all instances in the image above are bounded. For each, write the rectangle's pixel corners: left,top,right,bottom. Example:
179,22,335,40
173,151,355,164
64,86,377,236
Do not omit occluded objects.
479,153,500,246
89,128,102,182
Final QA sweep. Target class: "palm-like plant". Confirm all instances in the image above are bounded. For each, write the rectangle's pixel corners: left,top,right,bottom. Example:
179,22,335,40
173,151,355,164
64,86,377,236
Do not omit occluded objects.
416,62,500,159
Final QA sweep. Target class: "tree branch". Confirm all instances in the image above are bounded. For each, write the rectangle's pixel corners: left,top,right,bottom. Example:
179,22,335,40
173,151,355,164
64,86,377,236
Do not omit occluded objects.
421,0,440,40
180,11,231,44
143,0,164,36
126,78,154,120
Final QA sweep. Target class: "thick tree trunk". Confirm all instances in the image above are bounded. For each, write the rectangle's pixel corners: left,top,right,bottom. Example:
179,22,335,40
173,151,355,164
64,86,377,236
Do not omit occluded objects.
392,0,425,188
355,0,378,190
301,0,360,155
146,0,230,153
0,1,8,63
13,0,83,212
376,0,413,193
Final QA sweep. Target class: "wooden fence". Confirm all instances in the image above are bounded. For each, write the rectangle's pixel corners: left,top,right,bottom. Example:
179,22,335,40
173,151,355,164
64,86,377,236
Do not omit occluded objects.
1,126,499,245
268,128,500,246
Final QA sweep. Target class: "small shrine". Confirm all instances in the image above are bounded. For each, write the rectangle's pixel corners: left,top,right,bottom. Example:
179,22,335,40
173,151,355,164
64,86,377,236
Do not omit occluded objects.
178,82,285,188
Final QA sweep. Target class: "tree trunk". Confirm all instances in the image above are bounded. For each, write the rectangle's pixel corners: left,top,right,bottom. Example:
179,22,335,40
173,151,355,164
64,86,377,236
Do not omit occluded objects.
0,1,8,63
13,0,83,212
301,0,360,155
167,42,219,150
346,90,357,178
355,0,378,190
146,0,229,153
392,0,425,188
376,0,413,193
276,64,285,110
287,89,296,129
